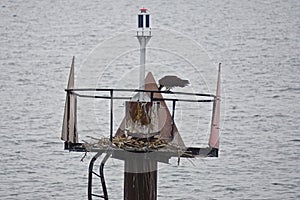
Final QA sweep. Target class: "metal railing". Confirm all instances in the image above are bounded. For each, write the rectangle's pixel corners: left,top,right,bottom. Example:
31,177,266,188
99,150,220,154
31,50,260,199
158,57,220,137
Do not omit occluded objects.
65,88,215,148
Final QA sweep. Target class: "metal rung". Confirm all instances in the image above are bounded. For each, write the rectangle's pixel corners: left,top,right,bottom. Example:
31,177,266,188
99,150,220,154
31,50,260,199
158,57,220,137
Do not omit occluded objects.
92,171,101,178
92,194,105,198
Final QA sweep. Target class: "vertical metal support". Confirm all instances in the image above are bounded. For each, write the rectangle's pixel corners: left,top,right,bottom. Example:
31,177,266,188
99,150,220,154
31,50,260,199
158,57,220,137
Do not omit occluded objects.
88,152,102,200
110,90,113,143
170,100,176,141
66,91,70,142
150,91,154,105
74,95,77,143
99,152,111,200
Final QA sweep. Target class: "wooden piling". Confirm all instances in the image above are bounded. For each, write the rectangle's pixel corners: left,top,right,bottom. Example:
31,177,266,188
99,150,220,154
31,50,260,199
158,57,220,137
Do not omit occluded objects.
124,159,157,200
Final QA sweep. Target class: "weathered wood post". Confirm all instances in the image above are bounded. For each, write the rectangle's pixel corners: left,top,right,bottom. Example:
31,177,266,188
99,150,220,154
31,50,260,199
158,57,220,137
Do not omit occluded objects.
113,72,185,200
124,156,157,200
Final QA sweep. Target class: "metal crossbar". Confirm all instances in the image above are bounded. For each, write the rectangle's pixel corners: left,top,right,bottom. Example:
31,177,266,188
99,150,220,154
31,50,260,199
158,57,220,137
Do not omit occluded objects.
66,88,215,97
66,88,215,103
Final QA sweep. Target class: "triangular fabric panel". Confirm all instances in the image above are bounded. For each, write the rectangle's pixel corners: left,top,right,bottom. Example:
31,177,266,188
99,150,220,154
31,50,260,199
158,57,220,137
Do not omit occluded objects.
115,72,185,148
209,64,221,149
61,56,78,143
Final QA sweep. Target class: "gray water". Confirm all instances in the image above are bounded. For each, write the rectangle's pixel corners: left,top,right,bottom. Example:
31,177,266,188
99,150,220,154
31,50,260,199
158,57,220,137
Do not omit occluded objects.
0,0,299,199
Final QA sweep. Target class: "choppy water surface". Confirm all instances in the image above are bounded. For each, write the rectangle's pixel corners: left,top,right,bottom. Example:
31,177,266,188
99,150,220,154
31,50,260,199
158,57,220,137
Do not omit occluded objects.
0,0,299,199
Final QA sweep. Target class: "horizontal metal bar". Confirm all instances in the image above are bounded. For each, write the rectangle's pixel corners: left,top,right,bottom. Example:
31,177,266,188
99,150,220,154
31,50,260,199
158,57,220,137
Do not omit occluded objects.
71,94,214,103
66,88,215,97
72,92,131,100
69,91,214,103
153,98,214,103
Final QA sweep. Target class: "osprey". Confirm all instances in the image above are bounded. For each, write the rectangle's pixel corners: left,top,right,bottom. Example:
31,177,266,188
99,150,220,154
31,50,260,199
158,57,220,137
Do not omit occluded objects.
158,75,189,91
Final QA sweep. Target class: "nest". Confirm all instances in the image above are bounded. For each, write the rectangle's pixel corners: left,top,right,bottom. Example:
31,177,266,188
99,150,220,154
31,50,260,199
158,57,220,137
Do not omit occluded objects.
83,135,182,152
112,136,169,150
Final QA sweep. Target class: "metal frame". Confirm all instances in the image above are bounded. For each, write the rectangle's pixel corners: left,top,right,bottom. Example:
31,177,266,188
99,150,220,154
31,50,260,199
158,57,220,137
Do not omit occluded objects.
65,88,215,146
64,88,217,155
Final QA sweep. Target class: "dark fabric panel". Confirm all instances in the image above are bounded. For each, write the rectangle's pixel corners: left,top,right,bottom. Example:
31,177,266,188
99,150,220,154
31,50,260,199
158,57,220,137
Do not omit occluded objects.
138,15,143,28
146,15,150,28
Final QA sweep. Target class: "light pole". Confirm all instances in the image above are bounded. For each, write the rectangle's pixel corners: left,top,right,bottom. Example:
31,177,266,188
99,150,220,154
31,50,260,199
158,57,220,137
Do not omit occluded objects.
136,8,151,101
